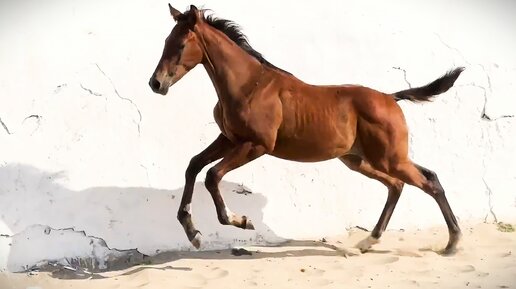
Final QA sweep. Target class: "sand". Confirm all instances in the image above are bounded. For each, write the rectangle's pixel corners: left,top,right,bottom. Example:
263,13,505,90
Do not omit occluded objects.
1,222,515,289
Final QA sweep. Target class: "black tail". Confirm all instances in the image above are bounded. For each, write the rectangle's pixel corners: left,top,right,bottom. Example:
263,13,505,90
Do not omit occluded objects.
393,67,465,102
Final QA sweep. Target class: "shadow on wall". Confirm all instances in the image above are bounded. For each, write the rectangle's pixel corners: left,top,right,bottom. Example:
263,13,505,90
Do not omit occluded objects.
0,164,284,272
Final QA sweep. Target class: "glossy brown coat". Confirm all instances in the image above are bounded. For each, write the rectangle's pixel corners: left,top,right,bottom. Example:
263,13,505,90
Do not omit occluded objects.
149,5,464,255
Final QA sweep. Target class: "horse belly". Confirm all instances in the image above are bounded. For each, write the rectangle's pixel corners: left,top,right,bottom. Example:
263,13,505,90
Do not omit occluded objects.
270,126,355,162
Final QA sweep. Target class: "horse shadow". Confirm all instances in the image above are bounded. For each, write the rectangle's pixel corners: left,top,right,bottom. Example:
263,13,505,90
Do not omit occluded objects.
0,164,418,280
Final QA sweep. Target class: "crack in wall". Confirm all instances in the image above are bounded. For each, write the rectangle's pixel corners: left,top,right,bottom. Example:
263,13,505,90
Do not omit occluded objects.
140,164,151,187
478,64,493,92
479,122,499,224
392,66,412,88
23,115,42,121
471,65,514,120
457,83,515,121
482,178,498,223
426,35,508,220
435,33,468,68
481,114,514,121
434,33,511,121
233,183,252,195
22,114,42,135
79,83,102,97
80,82,108,112
53,83,67,94
0,117,12,134
95,64,142,135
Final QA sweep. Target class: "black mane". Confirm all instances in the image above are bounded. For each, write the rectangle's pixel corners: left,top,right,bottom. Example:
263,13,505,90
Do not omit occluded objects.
200,11,291,75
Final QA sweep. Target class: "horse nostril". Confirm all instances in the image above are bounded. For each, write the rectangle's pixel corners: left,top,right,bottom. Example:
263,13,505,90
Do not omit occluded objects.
149,78,161,91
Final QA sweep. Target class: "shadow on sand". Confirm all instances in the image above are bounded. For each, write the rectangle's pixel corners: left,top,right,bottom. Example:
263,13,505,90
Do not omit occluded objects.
2,164,438,280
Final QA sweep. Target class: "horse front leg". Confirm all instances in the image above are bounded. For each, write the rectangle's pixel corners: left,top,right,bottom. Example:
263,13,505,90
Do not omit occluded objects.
204,142,266,231
178,134,233,249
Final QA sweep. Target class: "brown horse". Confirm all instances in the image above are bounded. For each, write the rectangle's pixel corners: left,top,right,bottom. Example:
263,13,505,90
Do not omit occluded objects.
149,4,464,255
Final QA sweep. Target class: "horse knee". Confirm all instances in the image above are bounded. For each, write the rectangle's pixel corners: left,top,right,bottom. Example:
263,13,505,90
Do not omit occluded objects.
186,155,204,178
431,185,445,197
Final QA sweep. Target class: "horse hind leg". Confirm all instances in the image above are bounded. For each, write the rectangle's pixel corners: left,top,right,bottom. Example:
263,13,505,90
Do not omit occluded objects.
340,155,404,253
354,100,460,255
388,160,462,255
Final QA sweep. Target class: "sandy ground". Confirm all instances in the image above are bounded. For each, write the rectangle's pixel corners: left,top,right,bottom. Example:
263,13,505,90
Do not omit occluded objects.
1,222,514,289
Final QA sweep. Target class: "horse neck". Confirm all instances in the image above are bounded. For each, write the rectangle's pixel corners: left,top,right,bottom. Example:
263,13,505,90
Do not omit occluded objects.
197,24,263,103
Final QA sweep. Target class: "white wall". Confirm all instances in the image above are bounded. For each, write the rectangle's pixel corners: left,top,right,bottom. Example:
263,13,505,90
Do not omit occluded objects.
0,0,515,272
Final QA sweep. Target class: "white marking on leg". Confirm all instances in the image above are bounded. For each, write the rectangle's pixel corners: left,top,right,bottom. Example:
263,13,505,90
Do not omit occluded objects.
224,207,237,223
191,231,201,249
184,204,192,214
355,235,380,252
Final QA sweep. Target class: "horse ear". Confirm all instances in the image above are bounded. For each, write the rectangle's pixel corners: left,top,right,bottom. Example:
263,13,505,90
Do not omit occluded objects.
168,3,183,21
186,5,201,25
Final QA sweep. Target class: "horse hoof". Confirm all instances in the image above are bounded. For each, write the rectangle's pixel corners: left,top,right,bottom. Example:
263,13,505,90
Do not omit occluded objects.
190,232,202,249
245,219,255,230
439,246,458,256
355,235,379,253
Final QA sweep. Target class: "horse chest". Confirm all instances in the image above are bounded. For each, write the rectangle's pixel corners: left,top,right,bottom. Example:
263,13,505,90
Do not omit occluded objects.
213,102,254,143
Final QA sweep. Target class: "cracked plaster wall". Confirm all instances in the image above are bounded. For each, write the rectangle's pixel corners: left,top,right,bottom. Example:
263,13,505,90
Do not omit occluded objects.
0,0,515,272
